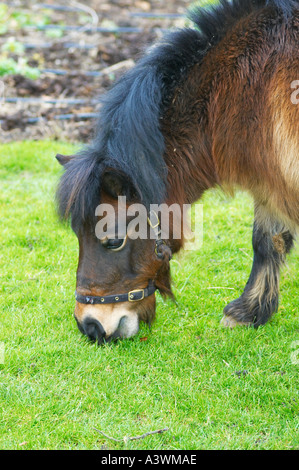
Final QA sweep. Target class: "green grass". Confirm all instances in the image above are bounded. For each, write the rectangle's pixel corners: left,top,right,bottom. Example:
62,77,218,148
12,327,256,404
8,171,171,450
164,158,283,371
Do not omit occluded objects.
0,141,298,450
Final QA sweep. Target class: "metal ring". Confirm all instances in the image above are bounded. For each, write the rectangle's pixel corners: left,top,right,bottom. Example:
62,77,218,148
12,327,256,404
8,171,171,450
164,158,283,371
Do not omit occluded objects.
109,234,128,252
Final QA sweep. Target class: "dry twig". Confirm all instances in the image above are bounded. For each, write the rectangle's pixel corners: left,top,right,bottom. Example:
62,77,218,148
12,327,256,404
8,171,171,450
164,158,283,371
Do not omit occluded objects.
100,59,135,76
70,0,99,33
93,427,169,443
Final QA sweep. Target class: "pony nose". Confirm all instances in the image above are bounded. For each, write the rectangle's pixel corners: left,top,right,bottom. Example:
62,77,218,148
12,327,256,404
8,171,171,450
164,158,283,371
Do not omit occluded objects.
82,317,106,344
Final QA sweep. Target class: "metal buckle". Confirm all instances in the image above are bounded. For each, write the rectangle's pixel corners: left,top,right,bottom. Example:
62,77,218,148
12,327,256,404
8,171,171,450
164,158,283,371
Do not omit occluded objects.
155,239,166,256
128,289,145,302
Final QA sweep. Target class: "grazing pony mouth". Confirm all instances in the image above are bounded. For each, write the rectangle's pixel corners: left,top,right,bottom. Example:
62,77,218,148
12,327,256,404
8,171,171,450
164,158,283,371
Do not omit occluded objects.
74,281,161,344
74,303,140,344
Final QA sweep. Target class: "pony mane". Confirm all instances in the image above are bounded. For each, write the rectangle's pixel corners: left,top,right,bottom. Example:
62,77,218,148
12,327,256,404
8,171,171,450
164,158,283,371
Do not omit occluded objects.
57,0,298,224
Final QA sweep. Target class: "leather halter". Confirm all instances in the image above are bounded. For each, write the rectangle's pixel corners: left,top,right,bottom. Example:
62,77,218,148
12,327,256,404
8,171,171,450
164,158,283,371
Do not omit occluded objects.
75,211,171,306
75,280,157,305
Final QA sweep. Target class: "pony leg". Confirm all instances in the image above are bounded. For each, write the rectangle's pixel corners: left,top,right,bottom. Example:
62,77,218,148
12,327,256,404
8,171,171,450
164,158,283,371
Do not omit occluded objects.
222,206,295,328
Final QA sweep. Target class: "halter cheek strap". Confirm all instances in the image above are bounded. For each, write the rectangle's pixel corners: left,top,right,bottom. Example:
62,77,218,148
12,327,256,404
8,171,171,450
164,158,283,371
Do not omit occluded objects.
75,280,157,305
148,210,172,260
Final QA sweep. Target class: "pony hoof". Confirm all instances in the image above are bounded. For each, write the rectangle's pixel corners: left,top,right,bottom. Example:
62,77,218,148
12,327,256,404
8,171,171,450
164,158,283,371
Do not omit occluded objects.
220,316,252,328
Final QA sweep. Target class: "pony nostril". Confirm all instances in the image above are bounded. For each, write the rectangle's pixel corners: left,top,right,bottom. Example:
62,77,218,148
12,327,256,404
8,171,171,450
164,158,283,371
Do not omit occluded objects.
82,317,106,344
116,315,139,339
118,316,127,330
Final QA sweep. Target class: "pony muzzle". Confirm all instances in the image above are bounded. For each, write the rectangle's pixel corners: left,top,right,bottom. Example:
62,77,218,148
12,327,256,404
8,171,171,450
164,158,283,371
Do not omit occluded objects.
74,301,140,343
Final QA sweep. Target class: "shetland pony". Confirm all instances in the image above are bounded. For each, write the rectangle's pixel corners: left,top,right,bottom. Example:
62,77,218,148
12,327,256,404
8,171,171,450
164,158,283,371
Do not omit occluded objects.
56,0,299,343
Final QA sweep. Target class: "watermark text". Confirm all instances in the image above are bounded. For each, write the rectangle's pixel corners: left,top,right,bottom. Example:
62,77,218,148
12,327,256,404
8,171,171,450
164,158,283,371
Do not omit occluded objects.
0,342,4,364
95,197,203,251
291,80,299,105
290,340,299,365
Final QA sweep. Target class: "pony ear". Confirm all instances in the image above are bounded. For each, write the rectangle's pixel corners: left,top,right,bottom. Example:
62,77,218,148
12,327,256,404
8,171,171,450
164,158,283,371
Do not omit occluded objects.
102,169,140,201
56,153,74,166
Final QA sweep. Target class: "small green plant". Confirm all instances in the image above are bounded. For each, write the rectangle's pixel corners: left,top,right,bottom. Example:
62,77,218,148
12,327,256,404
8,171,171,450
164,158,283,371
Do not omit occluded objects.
10,11,32,28
0,3,51,35
45,27,64,39
0,57,17,75
0,34,40,78
0,56,40,78
0,2,8,34
1,37,25,55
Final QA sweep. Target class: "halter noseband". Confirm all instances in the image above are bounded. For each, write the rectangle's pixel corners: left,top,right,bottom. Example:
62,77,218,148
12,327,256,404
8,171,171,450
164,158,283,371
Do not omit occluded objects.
75,280,157,305
75,211,172,306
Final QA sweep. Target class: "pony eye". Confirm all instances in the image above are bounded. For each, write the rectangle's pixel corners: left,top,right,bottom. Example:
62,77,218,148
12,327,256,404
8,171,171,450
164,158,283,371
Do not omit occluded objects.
101,236,128,252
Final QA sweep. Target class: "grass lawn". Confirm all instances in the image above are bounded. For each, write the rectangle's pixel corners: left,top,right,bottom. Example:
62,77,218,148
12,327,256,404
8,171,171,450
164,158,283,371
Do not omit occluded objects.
0,140,298,450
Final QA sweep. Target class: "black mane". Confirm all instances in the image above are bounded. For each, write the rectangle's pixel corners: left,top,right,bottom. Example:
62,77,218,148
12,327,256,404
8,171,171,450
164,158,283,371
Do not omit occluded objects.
57,0,297,224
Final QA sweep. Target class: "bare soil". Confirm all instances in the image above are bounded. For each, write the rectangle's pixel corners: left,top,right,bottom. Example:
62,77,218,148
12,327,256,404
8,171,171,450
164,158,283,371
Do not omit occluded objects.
0,0,190,143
